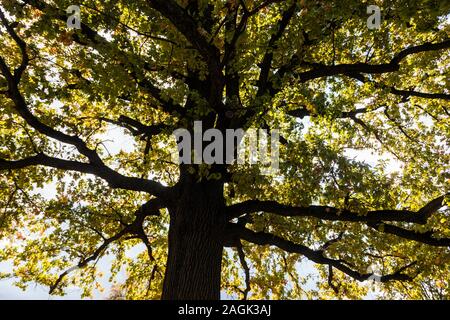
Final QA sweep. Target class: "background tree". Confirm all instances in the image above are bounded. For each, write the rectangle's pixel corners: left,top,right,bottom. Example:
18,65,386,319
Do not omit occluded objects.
0,0,449,300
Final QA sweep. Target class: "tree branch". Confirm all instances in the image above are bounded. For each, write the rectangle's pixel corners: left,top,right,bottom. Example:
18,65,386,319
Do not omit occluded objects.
146,0,222,79
227,194,448,225
293,39,450,82
368,222,450,247
228,223,415,283
287,105,375,119
49,205,159,294
0,153,167,196
345,72,450,101
0,8,28,82
99,115,170,138
256,3,297,96
236,242,251,300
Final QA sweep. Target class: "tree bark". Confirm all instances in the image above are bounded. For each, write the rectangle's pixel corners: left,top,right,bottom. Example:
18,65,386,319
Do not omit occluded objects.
161,178,226,300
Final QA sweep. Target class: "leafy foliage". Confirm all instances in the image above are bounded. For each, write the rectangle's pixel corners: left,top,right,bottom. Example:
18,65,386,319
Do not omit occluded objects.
0,0,449,299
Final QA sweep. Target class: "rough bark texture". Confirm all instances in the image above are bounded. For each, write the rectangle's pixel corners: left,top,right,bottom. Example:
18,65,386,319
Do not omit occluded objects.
162,178,226,300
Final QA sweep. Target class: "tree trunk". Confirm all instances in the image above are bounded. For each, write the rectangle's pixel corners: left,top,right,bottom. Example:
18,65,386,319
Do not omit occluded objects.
161,179,226,300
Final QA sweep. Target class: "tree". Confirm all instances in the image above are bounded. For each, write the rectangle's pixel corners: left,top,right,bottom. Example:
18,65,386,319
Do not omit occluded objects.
0,0,449,300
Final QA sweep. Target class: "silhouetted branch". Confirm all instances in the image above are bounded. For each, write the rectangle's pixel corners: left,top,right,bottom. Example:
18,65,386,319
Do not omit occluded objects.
227,194,448,225
236,242,251,300
228,223,416,283
367,222,450,247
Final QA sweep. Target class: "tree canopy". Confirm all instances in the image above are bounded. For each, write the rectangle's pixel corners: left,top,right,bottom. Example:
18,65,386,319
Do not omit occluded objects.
0,0,449,300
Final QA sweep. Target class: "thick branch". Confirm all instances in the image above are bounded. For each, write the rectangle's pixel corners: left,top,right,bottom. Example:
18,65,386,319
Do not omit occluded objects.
346,72,450,101
293,39,450,82
146,0,222,78
368,222,450,247
227,194,448,225
256,3,296,96
0,8,28,81
391,40,450,65
0,154,167,196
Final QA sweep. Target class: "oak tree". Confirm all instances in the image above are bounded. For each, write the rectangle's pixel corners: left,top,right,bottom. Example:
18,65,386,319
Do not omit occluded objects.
0,0,449,299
